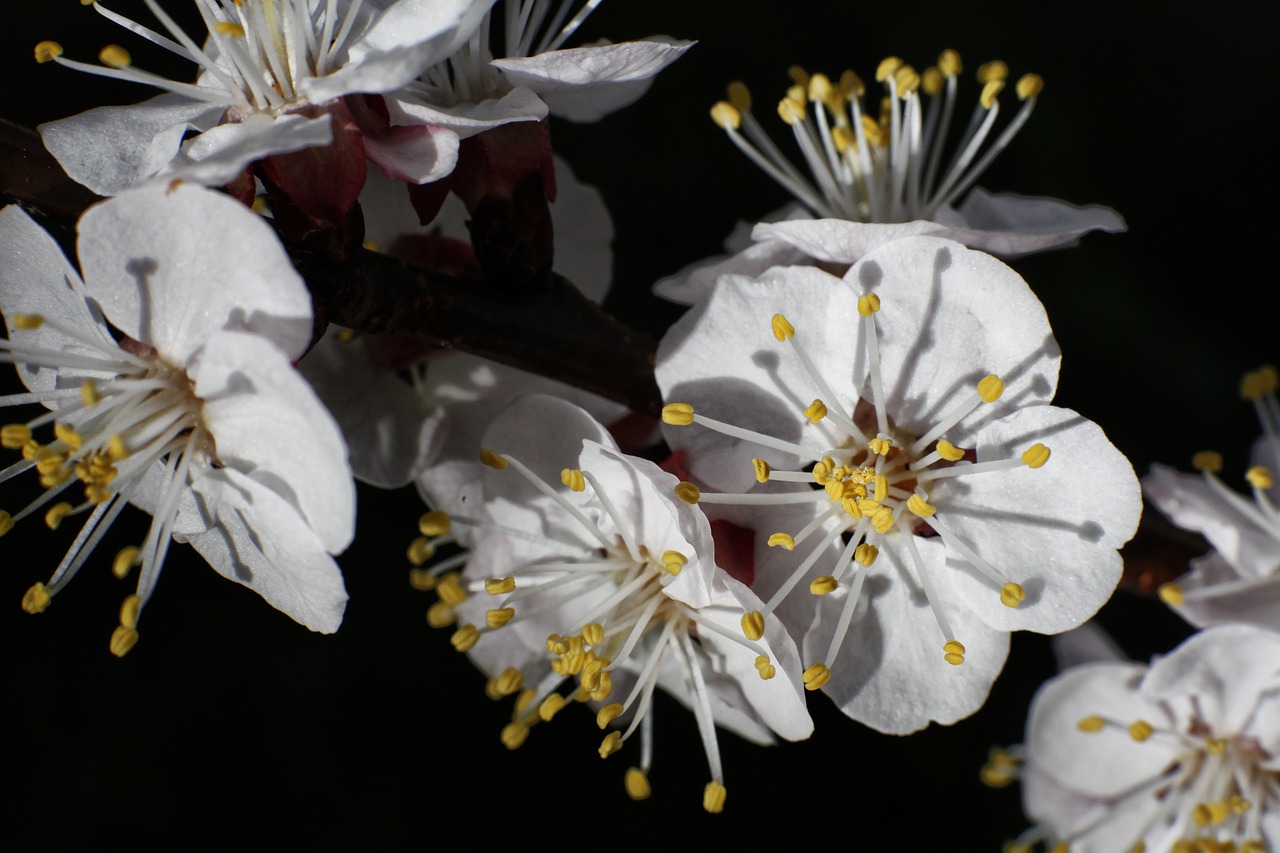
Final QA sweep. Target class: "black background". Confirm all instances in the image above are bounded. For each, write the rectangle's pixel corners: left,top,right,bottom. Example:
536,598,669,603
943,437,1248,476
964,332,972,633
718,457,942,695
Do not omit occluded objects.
1,1,1271,848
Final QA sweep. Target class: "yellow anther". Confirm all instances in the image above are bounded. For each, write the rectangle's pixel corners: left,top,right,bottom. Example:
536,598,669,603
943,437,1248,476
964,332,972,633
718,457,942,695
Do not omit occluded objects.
703,780,728,814
545,633,568,655
13,314,45,330
980,747,1021,788
770,313,795,342
1158,582,1184,606
870,507,895,533
107,434,128,460
1193,451,1223,473
674,481,700,504
854,543,879,567
493,667,523,697
35,41,64,64
1247,466,1274,489
934,440,965,462
500,722,529,750
788,66,809,88
596,702,624,729
857,293,881,316
1241,365,1279,400
662,403,695,426
752,458,771,483
727,80,751,111
22,440,41,461
44,501,73,530
53,422,83,450
808,72,833,103
861,114,885,147
425,602,455,628
804,399,828,424
710,100,742,130
109,546,140,580
831,126,857,153
974,375,1005,404
809,576,838,596
875,56,903,82
0,510,12,538
479,448,507,470
872,473,888,501
921,67,944,96
1021,443,1051,469
977,60,1009,83
418,510,450,536
485,607,515,629
907,494,936,518
450,624,480,652
591,671,614,702
1000,582,1026,608
768,532,795,550
1076,715,1106,733
1,424,31,449
1242,842,1266,853
1230,795,1252,813
408,568,436,591
560,468,585,492
625,768,651,801
539,693,566,722
118,593,143,631
980,79,1004,109
214,21,245,36
109,625,139,657
839,69,865,98
1207,800,1231,824
892,65,920,96
581,623,605,647
840,497,863,519
1191,803,1212,827
510,686,534,714
598,731,623,759
1128,720,1155,742
484,577,516,595
80,379,101,407
824,479,846,502
741,610,765,641
406,537,435,566
661,551,687,576
436,573,466,607
938,49,962,77
99,44,132,68
22,582,52,614
754,655,776,680
802,662,831,690
943,640,966,665
868,437,892,456
777,96,806,125
1016,73,1043,100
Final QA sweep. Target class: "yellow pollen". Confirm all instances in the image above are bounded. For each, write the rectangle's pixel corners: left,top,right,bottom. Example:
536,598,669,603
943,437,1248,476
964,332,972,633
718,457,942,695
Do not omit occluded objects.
598,731,623,758
703,780,728,814
840,497,862,519
1193,451,1223,473
500,722,529,750
1247,466,1274,489
511,687,534,714
53,422,84,450
214,20,246,36
785,84,805,105
109,625,139,657
107,434,128,460
754,655,776,680
0,510,12,537
1240,365,1279,400
768,532,796,550
771,313,795,341
977,60,1009,83
44,501,73,530
590,671,613,702
854,543,879,567
857,294,881,316
22,440,41,461
809,575,838,595
741,610,765,641
788,66,809,88
425,602,454,628
494,667,523,696
22,582,52,614
408,568,435,591
921,67,943,96
674,481,700,504
485,607,515,629
938,48,962,77
825,480,846,502
807,72,833,103
406,537,435,566
870,507,895,533
450,624,480,652
892,65,920,96
872,474,888,501
596,703,624,729
868,436,892,456
108,546,141,581
1158,582,1184,606
1016,73,1043,100
752,458,771,483
839,69,864,99
560,468,586,492
802,662,831,690
78,379,103,407
999,582,1026,608
118,593,142,630
418,510,450,536
980,747,1021,788
479,449,507,470
710,101,742,130
831,126,856,153
625,768,651,801
1,424,32,449
484,577,516,596
875,56,903,82
99,44,132,68
980,79,1004,109
804,399,828,424
977,374,1005,403
935,440,965,462
1128,720,1155,742
727,80,751,111
661,403,695,426
35,41,64,64
777,96,805,125
907,494,936,518
661,551,687,576
539,693,566,722
581,623,605,646
1021,443,1051,469
1077,715,1105,732
943,639,966,665
436,573,466,606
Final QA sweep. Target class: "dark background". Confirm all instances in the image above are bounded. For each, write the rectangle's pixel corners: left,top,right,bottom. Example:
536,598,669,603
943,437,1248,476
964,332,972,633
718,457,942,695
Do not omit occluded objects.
1,1,1269,848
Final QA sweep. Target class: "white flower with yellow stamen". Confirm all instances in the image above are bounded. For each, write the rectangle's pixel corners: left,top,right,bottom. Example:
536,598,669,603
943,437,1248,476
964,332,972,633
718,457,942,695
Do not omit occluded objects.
1143,365,1280,632
656,52,1124,305
655,236,1140,733
0,184,354,652
37,0,491,195
1010,624,1280,853
416,395,810,809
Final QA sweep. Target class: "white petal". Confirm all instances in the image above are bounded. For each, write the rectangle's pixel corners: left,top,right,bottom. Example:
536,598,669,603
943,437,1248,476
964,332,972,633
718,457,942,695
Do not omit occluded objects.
161,112,334,188
493,38,694,122
1052,622,1129,670
386,87,548,140
186,467,348,632
365,122,460,184
191,330,356,553
654,238,806,306
1167,552,1280,632
546,156,612,302
948,189,1127,257
38,95,226,196
76,183,314,361
755,218,959,264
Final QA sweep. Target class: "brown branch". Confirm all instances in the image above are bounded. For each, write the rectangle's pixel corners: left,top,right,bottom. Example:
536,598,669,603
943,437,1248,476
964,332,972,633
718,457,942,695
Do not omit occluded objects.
0,117,661,413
